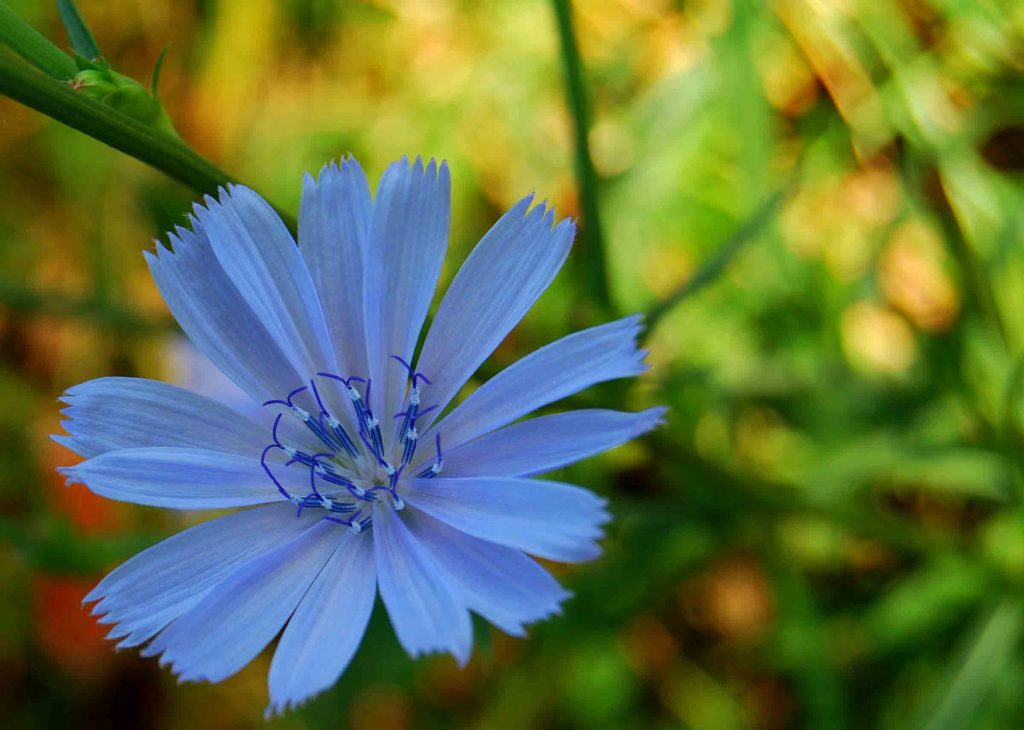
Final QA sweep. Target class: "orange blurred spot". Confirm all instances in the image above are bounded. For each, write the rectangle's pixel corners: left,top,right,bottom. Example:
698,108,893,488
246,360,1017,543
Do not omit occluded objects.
32,575,112,677
40,422,126,535
491,629,527,665
621,614,679,678
880,219,960,332
350,683,410,730
755,28,820,118
743,677,795,730
680,556,775,644
418,654,480,707
847,538,894,572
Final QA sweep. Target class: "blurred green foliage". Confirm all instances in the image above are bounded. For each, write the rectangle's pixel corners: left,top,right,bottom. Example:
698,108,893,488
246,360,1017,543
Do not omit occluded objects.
2,0,1024,728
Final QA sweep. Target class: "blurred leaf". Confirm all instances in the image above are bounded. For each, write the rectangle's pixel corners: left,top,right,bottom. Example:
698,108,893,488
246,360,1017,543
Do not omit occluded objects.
646,179,796,332
150,45,169,96
864,556,994,656
56,0,100,60
918,598,1024,730
769,560,848,730
0,3,76,78
661,658,750,730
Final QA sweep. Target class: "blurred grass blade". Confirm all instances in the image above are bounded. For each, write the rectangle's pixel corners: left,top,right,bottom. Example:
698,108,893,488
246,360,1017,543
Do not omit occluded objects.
0,1,76,78
645,178,796,331
919,598,1024,730
550,0,611,315
151,44,169,95
56,0,100,60
0,50,296,231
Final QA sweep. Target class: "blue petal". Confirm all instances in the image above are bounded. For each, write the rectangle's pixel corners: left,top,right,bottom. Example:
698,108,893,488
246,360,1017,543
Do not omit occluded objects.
193,185,339,379
170,338,268,423
54,377,264,459
438,407,666,477
86,503,322,648
429,315,648,451
403,477,609,562
267,530,376,716
372,503,472,664
299,159,373,385
143,519,343,683
414,196,574,427
61,447,279,509
406,509,569,636
146,224,302,404
363,158,450,439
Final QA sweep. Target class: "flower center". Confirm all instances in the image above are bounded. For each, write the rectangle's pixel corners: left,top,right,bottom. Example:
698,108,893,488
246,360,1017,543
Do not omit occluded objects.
259,358,444,533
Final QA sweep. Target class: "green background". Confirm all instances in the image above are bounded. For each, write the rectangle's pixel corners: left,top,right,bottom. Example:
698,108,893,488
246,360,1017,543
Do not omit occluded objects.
2,0,1024,728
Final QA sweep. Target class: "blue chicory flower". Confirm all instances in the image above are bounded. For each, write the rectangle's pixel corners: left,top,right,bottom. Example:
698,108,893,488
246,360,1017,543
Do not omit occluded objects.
55,156,664,715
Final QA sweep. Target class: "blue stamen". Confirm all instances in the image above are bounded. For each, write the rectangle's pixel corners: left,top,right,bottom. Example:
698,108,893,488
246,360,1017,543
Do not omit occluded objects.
261,374,447,533
308,452,337,499
262,385,308,408
308,380,359,458
415,433,444,478
308,379,328,413
391,355,432,388
325,414,359,458
270,413,284,446
366,414,384,460
401,427,417,465
261,444,295,501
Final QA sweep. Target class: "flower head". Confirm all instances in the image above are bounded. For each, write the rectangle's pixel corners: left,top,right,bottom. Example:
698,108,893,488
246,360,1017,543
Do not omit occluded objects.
55,156,663,715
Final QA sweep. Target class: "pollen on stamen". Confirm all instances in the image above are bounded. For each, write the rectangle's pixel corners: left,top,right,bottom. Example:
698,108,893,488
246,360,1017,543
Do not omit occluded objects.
260,366,448,532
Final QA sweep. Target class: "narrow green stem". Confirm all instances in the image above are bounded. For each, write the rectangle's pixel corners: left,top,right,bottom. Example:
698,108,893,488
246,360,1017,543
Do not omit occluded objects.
645,178,796,331
0,2,77,79
0,51,297,231
550,0,611,314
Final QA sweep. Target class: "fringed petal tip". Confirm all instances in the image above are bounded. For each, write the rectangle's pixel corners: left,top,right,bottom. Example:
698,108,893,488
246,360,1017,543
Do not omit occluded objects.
49,432,72,451
507,192,575,234
264,694,319,721
389,154,448,181
310,154,365,185
634,406,669,436
499,586,574,638
82,585,103,608
55,465,77,487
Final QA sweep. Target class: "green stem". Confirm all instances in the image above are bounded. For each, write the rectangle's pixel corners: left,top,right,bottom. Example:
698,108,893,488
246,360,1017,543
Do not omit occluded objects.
0,51,297,231
550,0,611,314
645,177,796,331
0,1,77,79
